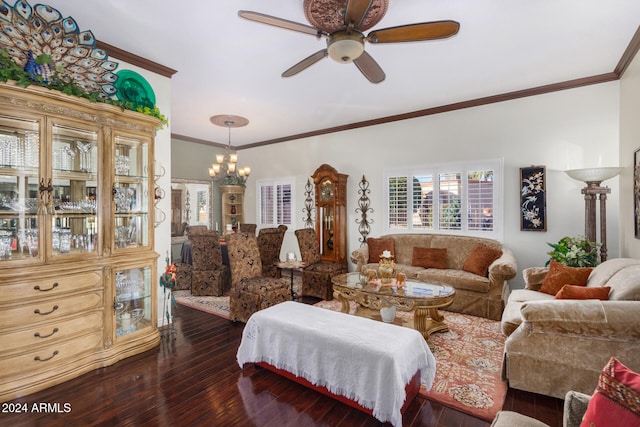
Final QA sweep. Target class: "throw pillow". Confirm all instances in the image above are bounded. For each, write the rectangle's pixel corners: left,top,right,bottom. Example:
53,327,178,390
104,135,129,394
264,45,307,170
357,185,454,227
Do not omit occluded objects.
412,247,448,269
555,284,610,300
462,243,503,277
539,260,592,296
367,237,395,263
580,357,640,427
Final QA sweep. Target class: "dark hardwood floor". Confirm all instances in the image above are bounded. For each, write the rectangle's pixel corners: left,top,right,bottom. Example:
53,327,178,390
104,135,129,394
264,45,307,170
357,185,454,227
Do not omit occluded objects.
3,302,564,427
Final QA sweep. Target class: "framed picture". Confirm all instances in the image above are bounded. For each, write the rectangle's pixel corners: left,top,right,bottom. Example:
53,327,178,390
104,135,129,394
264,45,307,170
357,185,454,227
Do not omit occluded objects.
520,166,546,231
635,149,640,238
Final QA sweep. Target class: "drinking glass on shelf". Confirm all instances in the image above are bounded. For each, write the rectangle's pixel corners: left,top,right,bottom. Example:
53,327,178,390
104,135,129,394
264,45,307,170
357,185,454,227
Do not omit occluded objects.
0,230,12,259
28,231,38,257
115,155,130,175
114,188,134,212
76,141,92,172
59,228,71,253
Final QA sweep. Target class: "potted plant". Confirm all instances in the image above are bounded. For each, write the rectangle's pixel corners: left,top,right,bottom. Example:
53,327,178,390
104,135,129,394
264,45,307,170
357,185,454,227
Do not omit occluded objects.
546,235,601,267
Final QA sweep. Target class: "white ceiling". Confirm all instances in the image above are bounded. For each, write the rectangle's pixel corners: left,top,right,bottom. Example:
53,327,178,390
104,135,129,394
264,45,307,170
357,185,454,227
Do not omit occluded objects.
38,1,640,147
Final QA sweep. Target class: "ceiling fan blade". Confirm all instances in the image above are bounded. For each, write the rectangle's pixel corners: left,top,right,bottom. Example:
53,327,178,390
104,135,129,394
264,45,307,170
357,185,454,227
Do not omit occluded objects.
353,51,385,83
367,21,460,43
238,10,327,37
344,0,374,29
282,49,328,77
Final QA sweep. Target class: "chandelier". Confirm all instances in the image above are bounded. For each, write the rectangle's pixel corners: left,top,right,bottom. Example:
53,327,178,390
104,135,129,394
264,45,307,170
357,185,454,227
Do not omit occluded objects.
208,114,251,183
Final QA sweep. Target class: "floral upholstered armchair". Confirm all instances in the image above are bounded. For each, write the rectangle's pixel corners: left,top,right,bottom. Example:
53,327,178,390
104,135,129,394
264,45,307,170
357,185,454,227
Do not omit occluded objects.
295,228,347,300
239,223,257,235
227,232,292,322
190,230,230,296
174,226,224,292
257,225,287,278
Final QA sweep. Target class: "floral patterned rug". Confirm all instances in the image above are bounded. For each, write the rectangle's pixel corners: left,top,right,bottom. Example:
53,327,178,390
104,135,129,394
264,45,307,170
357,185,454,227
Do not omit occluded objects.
174,290,231,319
314,300,507,422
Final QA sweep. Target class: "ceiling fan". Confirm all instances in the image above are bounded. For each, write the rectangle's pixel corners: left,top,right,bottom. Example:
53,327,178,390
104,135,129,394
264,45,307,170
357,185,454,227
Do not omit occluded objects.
238,0,460,83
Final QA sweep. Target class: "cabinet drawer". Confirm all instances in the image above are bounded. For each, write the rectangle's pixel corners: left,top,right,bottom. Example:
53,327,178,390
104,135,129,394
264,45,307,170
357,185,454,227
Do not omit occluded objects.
0,311,103,354
0,332,103,379
0,291,103,328
0,271,102,303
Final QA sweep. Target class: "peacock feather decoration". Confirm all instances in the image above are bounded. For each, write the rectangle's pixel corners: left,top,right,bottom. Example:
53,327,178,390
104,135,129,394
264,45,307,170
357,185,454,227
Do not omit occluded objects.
0,1,118,98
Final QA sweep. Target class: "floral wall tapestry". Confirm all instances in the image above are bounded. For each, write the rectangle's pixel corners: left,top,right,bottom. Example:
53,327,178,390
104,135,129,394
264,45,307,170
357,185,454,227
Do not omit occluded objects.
520,166,546,231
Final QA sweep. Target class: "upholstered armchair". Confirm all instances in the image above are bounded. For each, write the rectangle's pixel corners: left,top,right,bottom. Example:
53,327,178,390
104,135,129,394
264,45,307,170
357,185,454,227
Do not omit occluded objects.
190,230,230,296
185,224,208,235
295,228,347,300
257,225,287,278
227,232,292,322
173,226,210,291
239,223,257,235
174,262,192,290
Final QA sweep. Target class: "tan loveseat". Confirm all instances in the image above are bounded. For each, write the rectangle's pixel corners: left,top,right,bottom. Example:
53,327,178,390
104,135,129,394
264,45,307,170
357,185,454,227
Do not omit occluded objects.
501,258,640,399
350,234,517,320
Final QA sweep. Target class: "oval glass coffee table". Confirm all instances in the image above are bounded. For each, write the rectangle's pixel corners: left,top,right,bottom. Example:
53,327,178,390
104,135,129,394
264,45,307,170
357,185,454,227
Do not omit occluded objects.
331,272,456,340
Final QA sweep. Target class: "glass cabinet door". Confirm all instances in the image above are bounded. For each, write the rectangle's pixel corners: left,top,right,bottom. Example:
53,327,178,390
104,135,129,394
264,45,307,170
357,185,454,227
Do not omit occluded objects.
51,124,99,258
0,115,40,263
113,136,149,251
114,265,152,337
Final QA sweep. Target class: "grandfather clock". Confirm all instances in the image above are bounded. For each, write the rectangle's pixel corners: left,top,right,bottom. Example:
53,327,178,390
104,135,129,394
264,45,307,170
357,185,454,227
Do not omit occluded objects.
312,164,348,266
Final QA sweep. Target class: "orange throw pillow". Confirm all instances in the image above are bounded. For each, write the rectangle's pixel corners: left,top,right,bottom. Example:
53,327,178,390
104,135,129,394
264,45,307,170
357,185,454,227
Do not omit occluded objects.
580,357,640,427
540,260,593,296
462,244,502,277
412,247,447,269
367,237,395,263
555,284,610,300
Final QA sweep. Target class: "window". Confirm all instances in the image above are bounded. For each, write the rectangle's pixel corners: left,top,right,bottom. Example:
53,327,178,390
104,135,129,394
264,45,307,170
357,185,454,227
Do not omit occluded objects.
384,159,502,239
257,177,295,227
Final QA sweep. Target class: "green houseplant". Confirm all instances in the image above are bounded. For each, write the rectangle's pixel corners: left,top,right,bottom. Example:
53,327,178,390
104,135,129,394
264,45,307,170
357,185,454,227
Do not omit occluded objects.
546,235,601,267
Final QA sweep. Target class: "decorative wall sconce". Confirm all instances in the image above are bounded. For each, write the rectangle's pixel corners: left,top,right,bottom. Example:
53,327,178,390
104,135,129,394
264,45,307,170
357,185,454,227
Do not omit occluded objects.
355,175,373,246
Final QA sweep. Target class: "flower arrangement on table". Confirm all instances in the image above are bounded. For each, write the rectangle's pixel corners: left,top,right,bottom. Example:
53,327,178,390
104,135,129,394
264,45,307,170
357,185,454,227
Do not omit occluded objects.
546,235,601,267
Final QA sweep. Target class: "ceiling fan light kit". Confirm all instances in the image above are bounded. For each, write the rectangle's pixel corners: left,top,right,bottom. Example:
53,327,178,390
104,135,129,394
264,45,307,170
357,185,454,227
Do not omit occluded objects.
238,0,459,83
328,30,365,62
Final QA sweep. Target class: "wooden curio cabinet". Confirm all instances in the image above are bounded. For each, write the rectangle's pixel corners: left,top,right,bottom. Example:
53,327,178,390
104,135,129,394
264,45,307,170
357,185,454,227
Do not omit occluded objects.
0,82,160,402
220,184,244,233
312,164,348,266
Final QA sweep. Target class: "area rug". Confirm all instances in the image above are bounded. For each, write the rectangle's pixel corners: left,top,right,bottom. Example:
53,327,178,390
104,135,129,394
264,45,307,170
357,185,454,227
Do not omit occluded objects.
174,290,230,320
314,300,507,422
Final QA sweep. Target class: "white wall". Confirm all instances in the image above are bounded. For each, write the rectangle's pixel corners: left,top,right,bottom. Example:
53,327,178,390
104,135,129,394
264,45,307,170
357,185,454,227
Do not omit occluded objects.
620,51,640,258
238,82,621,289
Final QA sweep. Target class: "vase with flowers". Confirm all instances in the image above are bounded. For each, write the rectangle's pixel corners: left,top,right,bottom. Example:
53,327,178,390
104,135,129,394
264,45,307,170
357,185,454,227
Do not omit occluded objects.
546,235,601,267
378,250,395,284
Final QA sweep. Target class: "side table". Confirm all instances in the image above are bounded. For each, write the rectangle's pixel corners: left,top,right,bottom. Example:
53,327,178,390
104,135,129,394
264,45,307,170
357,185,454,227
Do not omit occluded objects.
275,261,308,299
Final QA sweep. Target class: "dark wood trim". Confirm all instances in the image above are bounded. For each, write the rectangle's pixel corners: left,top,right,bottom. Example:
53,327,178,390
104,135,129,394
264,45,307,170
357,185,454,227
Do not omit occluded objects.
172,133,227,149
237,72,619,150
614,25,640,77
96,40,178,78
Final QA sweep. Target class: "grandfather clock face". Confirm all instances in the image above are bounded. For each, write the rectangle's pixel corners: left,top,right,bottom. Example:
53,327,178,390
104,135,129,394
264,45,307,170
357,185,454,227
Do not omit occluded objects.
320,180,334,202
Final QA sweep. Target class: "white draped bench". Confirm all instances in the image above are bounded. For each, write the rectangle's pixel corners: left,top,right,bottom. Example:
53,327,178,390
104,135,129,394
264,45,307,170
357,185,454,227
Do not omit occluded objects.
236,301,436,427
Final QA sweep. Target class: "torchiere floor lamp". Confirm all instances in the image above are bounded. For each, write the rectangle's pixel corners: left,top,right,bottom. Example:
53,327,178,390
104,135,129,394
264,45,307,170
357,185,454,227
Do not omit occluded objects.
565,167,622,262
